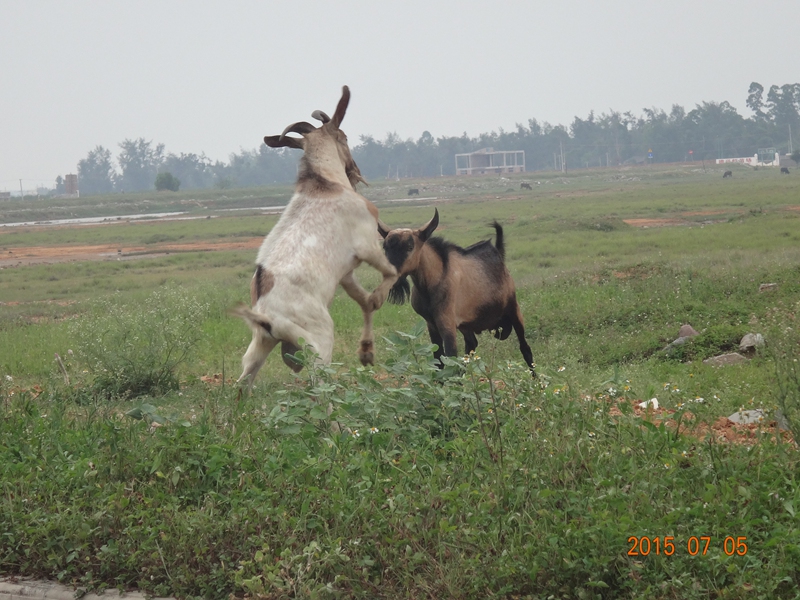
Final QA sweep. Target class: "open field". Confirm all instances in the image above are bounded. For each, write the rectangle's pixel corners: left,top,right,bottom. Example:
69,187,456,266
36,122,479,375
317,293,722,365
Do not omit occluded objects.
2,163,800,598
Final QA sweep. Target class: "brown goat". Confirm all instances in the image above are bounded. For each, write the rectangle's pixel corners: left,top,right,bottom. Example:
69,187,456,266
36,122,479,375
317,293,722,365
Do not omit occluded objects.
378,209,535,374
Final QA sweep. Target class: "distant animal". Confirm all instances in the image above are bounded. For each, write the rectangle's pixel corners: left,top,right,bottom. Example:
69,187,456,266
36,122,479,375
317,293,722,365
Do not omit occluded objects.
408,188,420,196
232,86,398,389
520,182,533,190
378,209,535,374
781,167,790,175
723,170,733,178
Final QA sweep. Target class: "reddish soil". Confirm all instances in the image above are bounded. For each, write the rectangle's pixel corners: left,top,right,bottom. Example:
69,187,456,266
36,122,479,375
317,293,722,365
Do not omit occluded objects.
623,218,692,228
609,399,794,446
0,239,263,267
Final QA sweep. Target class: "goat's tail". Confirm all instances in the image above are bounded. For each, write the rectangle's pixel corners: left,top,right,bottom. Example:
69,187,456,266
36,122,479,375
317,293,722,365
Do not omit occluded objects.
230,303,274,337
490,221,505,261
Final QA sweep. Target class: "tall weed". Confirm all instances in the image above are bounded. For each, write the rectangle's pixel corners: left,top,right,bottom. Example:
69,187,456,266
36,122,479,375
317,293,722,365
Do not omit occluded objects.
767,301,800,441
70,286,208,399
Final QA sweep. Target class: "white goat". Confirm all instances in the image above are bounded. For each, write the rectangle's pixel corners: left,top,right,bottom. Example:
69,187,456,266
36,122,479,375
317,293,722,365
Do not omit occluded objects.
232,86,398,388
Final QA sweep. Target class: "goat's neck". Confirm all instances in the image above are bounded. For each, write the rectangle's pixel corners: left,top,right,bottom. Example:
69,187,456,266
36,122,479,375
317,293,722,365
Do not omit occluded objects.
301,153,352,190
410,246,444,292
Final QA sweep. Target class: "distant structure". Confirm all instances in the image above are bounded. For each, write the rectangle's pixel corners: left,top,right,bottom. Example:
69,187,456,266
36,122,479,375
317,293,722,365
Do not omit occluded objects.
0,192,10,201
716,148,780,168
455,148,525,176
64,174,79,197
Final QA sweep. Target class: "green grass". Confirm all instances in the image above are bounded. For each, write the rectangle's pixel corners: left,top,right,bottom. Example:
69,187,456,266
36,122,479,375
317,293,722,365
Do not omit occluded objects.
1,164,800,598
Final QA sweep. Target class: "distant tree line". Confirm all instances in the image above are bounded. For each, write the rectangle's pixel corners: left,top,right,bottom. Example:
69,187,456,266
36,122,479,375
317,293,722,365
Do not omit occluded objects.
76,82,800,195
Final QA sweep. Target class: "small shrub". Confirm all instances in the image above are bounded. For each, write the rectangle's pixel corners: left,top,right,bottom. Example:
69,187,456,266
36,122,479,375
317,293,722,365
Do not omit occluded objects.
155,171,180,192
70,286,209,399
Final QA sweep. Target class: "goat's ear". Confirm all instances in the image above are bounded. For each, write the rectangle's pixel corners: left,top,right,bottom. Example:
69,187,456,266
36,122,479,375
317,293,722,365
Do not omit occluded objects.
418,208,439,242
280,121,316,138
264,135,304,150
377,220,391,239
311,110,331,124
331,85,350,128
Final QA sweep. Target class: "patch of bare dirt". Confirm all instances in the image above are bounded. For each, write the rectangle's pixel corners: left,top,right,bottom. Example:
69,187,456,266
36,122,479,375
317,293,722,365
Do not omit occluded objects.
0,239,263,267
680,210,729,217
622,218,692,228
609,399,794,446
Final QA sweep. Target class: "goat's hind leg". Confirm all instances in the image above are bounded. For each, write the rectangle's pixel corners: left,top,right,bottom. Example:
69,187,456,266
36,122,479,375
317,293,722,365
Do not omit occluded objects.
462,330,479,355
238,332,279,391
509,303,535,376
340,270,377,365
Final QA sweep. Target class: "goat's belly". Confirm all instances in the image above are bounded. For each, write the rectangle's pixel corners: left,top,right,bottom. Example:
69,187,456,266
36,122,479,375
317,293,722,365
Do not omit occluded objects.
457,298,508,333
458,316,502,334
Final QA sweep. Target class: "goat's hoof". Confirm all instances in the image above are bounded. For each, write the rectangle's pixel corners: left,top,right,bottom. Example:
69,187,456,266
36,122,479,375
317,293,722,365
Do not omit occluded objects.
359,340,375,366
367,291,385,312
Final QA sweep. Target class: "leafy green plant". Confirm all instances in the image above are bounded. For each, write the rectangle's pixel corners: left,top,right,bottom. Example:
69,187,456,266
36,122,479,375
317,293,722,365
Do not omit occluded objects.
70,286,208,399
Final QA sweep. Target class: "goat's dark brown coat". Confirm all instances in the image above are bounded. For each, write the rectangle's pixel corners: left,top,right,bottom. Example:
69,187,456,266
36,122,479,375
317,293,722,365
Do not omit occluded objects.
379,209,535,373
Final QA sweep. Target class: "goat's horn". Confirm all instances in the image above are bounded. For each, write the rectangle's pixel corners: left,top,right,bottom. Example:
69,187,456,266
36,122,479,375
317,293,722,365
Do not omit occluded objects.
419,208,439,242
280,121,316,139
377,219,391,239
331,85,350,128
311,110,330,124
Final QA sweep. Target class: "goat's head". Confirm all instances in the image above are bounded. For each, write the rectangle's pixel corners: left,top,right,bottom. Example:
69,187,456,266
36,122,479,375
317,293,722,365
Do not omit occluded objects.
263,86,366,189
378,209,439,304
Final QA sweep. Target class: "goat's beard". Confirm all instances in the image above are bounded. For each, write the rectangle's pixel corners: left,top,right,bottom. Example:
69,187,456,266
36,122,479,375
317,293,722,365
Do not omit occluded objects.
387,275,411,305
346,161,367,189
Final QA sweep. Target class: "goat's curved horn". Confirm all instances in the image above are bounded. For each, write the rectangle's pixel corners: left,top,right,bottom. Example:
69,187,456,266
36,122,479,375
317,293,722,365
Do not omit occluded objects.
279,121,316,139
331,85,350,128
264,134,304,150
418,208,439,242
311,110,331,124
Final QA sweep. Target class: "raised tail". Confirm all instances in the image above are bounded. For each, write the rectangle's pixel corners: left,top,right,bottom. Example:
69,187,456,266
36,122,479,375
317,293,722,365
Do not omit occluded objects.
490,221,505,261
230,303,274,336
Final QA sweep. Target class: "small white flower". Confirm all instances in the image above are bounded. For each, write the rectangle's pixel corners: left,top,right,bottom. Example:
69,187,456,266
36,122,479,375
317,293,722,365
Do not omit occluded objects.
370,427,379,434
4,375,11,382
558,366,566,372
352,430,361,438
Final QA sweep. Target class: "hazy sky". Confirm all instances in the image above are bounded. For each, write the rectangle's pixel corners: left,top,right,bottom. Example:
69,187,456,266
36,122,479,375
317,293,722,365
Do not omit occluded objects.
2,0,798,192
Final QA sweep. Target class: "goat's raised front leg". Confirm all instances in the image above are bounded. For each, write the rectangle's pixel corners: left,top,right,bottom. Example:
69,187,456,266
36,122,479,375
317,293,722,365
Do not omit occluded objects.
357,244,399,312
339,270,377,365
